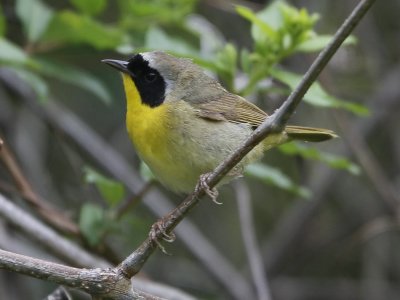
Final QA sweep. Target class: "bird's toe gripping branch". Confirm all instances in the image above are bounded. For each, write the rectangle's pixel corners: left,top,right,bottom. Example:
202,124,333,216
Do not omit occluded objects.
149,219,176,255
196,173,221,205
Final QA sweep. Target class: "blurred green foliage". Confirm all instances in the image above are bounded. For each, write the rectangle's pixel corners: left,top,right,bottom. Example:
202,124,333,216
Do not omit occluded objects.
245,163,311,198
84,167,126,207
16,0,54,43
118,0,196,30
0,0,363,240
279,142,361,175
79,203,113,246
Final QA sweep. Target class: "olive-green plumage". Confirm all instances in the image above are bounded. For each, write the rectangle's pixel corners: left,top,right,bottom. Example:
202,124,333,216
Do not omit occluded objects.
102,51,337,193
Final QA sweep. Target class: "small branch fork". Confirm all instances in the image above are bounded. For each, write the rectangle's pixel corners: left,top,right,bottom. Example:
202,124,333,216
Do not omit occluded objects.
0,0,375,298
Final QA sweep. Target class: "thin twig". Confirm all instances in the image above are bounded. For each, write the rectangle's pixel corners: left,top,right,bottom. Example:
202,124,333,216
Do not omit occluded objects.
0,193,109,268
119,0,377,278
114,181,155,219
0,137,79,235
234,181,272,300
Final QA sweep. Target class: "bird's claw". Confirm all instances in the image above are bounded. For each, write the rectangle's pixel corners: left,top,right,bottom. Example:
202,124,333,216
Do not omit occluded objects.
196,173,222,205
149,220,176,255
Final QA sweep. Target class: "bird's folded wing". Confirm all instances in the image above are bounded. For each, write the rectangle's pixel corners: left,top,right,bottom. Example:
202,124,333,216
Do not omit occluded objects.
193,93,267,127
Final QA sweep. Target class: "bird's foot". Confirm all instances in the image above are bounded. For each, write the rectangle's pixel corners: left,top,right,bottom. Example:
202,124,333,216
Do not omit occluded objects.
196,173,222,205
149,219,176,255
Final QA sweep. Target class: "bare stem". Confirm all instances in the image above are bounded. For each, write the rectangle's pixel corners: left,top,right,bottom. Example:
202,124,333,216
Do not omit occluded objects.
234,182,272,300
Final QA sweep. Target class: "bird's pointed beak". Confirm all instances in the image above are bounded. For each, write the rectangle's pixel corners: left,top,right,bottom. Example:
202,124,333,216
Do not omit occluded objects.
101,59,129,74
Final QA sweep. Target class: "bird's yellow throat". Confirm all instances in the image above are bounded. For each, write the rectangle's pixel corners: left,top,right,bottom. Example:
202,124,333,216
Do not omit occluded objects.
121,73,171,166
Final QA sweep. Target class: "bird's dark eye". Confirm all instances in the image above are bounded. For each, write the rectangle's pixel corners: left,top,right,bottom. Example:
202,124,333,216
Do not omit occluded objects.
144,72,157,83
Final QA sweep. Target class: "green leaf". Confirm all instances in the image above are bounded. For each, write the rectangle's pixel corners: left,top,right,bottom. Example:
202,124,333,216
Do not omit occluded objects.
296,34,357,52
0,4,6,36
44,11,123,50
270,68,369,116
79,203,107,246
236,5,277,43
34,59,112,104
245,163,311,198
7,67,48,101
84,167,125,207
252,1,285,30
279,142,361,175
117,0,196,29
0,38,29,64
69,0,107,16
16,0,54,42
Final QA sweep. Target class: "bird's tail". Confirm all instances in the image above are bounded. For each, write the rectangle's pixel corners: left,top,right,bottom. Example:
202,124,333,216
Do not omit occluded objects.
285,125,338,142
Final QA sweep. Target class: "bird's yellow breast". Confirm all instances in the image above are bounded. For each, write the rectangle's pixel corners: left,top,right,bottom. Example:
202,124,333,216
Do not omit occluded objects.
121,73,264,193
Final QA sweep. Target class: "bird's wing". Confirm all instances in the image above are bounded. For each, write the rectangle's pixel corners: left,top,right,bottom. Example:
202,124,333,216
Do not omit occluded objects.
193,93,268,127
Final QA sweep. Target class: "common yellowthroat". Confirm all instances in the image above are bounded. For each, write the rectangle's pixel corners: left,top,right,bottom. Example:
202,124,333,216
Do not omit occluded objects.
102,51,336,193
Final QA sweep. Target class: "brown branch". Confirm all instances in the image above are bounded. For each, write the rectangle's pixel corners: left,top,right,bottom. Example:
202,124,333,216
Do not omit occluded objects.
0,137,79,235
0,249,146,300
0,193,109,268
119,0,377,278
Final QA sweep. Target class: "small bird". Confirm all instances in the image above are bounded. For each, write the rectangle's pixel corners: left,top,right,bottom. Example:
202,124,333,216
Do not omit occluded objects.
102,51,336,195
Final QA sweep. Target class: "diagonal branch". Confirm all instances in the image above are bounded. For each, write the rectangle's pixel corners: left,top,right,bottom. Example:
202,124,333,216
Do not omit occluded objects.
119,0,377,277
